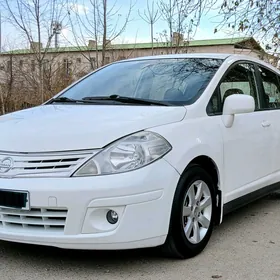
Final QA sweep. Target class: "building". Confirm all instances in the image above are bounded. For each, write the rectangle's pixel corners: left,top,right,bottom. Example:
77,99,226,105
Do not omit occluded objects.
0,36,279,113
0,36,278,79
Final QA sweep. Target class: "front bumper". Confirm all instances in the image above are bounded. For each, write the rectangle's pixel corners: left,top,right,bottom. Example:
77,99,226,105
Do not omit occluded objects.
0,159,180,250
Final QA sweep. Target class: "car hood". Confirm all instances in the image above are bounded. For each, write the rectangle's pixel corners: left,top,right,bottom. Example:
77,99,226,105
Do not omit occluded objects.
0,104,186,152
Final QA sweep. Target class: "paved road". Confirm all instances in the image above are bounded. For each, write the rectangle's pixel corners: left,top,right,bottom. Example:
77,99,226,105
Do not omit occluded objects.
1,193,280,280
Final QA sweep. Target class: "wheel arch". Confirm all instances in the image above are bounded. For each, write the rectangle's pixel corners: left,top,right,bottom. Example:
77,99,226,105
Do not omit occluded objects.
183,155,223,225
185,156,220,190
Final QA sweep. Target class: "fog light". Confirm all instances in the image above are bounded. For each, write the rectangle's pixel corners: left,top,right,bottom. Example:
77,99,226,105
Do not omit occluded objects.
106,210,119,224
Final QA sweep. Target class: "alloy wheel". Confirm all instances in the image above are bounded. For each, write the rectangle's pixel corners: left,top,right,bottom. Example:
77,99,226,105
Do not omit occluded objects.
182,180,212,244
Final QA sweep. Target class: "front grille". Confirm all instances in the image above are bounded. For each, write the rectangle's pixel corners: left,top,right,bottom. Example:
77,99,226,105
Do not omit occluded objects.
0,150,99,178
0,207,68,233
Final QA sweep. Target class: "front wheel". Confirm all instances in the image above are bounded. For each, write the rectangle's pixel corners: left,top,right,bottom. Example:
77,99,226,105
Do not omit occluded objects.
162,165,216,259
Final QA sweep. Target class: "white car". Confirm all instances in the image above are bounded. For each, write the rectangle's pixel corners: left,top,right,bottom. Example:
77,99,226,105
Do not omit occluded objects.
0,53,279,259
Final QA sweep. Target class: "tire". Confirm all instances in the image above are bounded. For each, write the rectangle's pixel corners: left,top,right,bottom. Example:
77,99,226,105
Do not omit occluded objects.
162,165,216,259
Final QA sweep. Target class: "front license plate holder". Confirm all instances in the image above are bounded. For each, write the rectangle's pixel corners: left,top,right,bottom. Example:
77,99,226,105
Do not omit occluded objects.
0,189,30,210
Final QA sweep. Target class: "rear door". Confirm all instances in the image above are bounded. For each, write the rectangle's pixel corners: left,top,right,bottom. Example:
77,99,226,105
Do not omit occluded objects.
256,65,280,182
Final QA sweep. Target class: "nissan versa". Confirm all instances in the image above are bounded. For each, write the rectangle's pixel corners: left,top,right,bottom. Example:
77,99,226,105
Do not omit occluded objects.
0,53,280,259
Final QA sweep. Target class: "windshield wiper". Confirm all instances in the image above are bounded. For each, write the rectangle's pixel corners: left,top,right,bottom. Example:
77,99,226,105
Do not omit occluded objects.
48,96,103,105
48,95,171,106
82,95,170,106
48,97,80,104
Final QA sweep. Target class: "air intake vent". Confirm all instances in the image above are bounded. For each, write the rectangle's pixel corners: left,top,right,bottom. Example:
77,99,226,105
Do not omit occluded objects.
0,207,68,233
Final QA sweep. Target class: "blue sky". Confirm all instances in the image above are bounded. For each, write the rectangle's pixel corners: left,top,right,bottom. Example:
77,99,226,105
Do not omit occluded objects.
111,0,234,42
0,0,246,50
64,0,244,44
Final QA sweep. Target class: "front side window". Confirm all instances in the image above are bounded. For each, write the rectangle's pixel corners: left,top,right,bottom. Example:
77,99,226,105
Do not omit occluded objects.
220,63,259,108
59,58,223,106
258,66,280,109
207,63,259,114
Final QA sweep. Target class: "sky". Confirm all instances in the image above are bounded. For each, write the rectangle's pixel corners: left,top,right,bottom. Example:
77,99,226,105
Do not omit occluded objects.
61,0,245,44
0,0,247,50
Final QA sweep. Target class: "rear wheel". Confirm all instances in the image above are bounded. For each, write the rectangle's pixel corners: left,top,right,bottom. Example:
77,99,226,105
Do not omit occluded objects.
162,165,216,259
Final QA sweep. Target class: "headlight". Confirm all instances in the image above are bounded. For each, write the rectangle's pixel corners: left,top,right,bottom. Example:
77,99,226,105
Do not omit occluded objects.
73,131,172,176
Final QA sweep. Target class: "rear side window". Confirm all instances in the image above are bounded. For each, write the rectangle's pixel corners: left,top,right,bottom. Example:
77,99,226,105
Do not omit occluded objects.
258,66,280,109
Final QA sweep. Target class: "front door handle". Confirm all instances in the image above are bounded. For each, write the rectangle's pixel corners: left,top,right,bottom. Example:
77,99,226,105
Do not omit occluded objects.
262,121,271,128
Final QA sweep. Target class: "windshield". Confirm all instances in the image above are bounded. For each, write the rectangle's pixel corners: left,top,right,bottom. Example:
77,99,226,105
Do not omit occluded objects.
59,58,223,106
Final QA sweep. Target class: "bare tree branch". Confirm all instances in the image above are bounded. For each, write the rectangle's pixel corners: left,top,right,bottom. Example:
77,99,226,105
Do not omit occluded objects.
138,0,161,55
67,0,135,67
1,0,68,102
158,0,218,54
216,0,280,53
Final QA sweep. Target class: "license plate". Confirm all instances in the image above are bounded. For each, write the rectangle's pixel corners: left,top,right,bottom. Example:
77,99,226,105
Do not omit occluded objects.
0,190,30,210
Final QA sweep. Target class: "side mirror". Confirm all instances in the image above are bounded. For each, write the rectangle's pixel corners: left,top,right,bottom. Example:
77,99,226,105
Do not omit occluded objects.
222,94,255,128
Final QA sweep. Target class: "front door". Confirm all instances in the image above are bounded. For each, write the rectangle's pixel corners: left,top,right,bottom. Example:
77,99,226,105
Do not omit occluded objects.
218,62,272,203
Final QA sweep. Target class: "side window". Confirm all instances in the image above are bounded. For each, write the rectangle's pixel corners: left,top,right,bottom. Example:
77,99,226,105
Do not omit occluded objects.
207,63,259,115
258,66,280,109
206,89,220,115
220,63,259,109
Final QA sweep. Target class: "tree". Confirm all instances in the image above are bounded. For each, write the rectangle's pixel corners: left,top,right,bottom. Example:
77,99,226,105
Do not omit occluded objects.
67,0,135,68
0,53,13,114
0,36,79,115
67,0,100,70
1,0,68,103
158,0,217,54
216,0,280,53
138,0,161,55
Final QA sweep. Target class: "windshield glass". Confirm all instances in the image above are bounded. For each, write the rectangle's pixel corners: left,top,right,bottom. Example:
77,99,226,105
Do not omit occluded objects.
59,58,223,105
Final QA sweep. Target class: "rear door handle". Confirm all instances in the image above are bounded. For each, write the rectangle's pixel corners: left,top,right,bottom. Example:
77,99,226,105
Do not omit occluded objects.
262,121,271,128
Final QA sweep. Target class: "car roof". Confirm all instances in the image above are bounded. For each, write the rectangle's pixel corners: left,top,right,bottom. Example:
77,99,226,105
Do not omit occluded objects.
123,53,231,61
120,53,280,75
